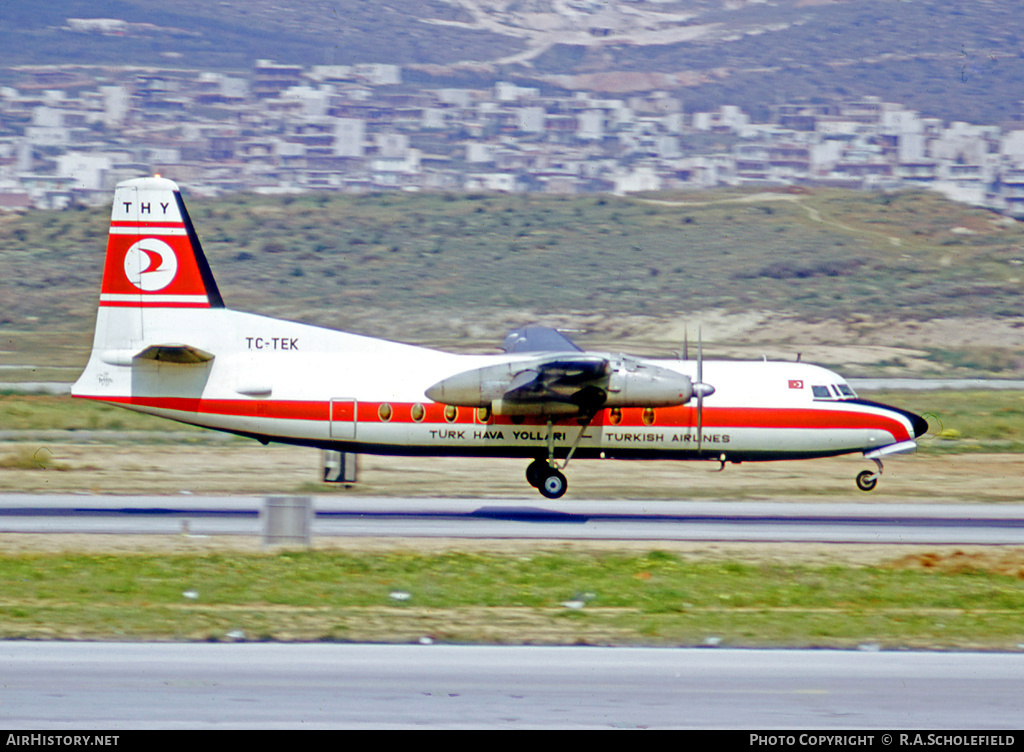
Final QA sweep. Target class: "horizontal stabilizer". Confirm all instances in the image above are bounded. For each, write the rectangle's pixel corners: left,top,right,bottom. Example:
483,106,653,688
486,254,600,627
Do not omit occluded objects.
134,344,215,364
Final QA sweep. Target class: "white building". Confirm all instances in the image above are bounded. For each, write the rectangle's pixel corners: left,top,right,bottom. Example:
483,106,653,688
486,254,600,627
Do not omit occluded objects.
333,119,365,157
516,107,546,134
56,153,113,191
577,110,604,140
613,165,661,194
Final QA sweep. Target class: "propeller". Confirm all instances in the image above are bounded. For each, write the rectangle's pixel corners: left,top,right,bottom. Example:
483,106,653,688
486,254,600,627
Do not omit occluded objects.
691,327,716,454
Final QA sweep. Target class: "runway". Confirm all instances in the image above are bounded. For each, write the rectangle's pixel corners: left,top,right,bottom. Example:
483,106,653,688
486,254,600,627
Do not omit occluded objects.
3,642,1023,729
2,494,1024,544
4,494,1023,729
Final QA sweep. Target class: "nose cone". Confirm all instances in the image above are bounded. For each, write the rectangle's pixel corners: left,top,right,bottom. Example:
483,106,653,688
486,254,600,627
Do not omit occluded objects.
855,399,928,439
888,404,928,438
910,410,928,438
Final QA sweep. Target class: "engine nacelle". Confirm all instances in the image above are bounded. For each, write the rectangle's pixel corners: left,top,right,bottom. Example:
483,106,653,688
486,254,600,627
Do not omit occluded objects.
605,361,694,407
425,361,530,407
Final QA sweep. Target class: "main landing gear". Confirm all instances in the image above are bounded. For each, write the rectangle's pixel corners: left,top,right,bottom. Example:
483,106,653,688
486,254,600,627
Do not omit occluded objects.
525,415,595,499
856,458,884,492
526,458,567,499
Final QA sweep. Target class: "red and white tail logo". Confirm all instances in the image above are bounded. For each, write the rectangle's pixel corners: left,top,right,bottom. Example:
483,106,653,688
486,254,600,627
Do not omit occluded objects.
100,177,222,309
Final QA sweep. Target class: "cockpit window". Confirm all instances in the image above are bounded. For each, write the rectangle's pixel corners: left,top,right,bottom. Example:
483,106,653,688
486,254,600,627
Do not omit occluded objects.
813,384,857,400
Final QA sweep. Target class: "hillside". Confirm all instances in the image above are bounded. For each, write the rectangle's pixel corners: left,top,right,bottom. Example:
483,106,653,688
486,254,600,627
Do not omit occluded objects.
2,1,1023,126
1,187,1022,379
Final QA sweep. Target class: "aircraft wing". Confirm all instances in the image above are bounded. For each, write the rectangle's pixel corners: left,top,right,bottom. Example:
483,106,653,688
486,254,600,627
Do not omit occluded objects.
426,348,693,416
502,326,582,354
499,356,611,408
425,354,610,411
424,325,614,413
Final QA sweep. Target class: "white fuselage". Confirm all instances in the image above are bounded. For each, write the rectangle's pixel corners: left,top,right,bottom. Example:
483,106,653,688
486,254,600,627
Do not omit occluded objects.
74,306,919,463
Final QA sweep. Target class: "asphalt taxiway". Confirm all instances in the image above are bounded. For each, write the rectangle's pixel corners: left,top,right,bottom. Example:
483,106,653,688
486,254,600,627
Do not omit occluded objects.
2,494,1024,544
4,642,1023,729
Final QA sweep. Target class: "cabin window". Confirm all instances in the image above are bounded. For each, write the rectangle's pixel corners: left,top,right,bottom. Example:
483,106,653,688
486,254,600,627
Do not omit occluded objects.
608,407,622,425
642,407,656,426
444,405,458,423
411,403,426,422
476,406,492,423
378,403,393,422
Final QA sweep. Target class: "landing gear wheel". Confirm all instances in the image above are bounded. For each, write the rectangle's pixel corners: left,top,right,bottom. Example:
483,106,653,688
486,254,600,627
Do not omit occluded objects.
539,469,568,499
856,470,878,492
526,459,547,489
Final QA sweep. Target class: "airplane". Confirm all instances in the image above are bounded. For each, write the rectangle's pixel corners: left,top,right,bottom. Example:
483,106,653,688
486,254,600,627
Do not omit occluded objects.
72,176,928,499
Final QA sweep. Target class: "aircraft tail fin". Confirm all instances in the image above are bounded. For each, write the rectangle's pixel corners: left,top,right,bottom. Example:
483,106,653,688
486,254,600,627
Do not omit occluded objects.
99,176,223,310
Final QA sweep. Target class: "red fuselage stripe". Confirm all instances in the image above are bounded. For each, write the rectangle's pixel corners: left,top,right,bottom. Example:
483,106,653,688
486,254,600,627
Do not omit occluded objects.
109,221,185,228
98,301,212,308
81,396,911,440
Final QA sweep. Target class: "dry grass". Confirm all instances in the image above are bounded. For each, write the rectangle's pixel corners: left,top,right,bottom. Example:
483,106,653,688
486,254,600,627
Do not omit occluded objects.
2,438,1023,501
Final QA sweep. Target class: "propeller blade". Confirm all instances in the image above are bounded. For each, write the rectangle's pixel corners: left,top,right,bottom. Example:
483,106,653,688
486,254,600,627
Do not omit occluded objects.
696,327,703,454
696,392,703,454
697,326,702,384
692,327,716,455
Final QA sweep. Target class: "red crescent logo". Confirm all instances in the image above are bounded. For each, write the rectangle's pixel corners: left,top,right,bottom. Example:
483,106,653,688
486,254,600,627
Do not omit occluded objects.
123,238,179,292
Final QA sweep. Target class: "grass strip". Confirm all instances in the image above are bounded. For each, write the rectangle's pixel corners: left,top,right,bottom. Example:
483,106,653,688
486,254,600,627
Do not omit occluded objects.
2,549,1022,649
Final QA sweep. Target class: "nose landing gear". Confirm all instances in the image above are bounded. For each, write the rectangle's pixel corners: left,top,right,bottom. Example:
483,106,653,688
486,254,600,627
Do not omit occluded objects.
856,458,884,492
856,470,878,492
